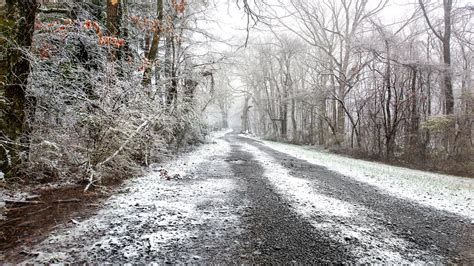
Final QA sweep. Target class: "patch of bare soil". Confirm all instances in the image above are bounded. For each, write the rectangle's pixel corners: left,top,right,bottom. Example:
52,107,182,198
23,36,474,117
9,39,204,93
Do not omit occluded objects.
0,184,112,263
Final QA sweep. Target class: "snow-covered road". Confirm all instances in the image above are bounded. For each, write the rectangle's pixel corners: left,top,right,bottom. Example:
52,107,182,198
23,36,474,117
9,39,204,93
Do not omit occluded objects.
256,138,474,219
22,132,473,264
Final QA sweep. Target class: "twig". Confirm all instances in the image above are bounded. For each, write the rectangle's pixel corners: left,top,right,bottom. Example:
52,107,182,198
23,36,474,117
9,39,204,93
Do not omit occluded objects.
19,250,40,256
38,8,70,14
28,206,52,216
85,119,151,192
0,217,21,227
97,120,151,168
84,171,95,192
4,206,32,211
4,200,45,205
53,199,80,203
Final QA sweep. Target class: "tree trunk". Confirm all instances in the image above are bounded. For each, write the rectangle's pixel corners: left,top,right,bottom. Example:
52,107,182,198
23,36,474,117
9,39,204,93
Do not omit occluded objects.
329,70,338,144
409,67,419,153
106,0,122,61
318,107,325,146
120,0,131,58
383,40,394,161
164,35,175,106
0,0,38,177
291,98,297,142
419,0,453,114
281,104,287,140
442,0,453,115
241,96,251,133
280,87,288,140
336,84,345,145
142,0,163,87
106,0,121,36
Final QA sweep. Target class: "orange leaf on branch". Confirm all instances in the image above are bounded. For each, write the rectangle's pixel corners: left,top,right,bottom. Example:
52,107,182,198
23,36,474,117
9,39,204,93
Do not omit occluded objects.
84,20,92,29
116,38,125,47
93,21,101,34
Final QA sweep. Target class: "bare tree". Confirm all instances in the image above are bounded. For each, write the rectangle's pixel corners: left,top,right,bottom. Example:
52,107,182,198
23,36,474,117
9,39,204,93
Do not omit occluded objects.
419,0,453,115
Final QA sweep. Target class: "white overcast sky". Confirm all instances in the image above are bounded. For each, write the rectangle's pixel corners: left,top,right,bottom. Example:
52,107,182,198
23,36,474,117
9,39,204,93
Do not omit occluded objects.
200,0,473,53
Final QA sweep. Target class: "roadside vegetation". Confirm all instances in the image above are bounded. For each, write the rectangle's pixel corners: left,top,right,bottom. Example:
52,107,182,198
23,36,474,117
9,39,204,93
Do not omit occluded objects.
0,0,237,190
236,0,473,177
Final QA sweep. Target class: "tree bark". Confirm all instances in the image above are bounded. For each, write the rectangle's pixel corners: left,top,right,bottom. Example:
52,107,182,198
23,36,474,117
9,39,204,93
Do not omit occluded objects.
106,0,121,36
0,0,38,177
281,103,287,140
163,35,175,106
318,102,325,146
383,40,394,161
280,83,288,140
442,0,453,114
409,67,419,153
241,95,251,133
419,0,453,114
291,97,297,142
106,0,122,61
142,0,163,88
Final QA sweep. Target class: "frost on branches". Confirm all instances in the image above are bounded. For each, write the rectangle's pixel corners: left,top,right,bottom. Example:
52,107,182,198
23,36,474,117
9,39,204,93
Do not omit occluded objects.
2,1,216,188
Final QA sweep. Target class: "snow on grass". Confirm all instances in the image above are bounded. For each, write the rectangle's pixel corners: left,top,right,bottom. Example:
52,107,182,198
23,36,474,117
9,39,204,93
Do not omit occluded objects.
148,127,232,171
242,143,432,263
152,128,233,178
256,139,474,219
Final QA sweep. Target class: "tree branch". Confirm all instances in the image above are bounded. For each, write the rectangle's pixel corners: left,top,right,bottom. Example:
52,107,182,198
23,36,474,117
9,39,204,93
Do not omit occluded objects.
418,0,444,40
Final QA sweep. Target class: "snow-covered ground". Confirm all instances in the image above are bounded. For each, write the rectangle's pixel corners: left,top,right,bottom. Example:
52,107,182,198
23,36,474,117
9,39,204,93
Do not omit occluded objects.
249,138,474,220
241,143,432,263
30,130,240,263
13,132,472,263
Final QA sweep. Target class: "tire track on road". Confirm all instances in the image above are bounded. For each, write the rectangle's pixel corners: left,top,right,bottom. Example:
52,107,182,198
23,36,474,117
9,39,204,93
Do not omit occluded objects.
238,135,473,264
225,135,355,263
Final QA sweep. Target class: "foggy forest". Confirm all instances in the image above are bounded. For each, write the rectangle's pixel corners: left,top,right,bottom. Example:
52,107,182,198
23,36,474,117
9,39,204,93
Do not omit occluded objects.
0,0,473,263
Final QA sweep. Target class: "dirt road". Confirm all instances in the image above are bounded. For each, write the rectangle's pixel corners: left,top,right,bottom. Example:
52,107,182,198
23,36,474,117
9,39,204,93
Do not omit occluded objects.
20,133,473,263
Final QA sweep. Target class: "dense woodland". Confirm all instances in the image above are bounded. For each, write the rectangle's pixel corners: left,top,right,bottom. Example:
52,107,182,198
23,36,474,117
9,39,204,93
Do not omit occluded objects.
237,0,473,175
0,0,472,190
0,0,232,188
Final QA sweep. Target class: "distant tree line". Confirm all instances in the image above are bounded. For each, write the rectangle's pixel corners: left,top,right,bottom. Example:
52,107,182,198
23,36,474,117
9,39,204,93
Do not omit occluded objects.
239,0,472,173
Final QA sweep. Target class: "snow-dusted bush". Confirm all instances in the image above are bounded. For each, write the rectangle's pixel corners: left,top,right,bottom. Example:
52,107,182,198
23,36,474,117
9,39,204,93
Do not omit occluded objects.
20,2,209,188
